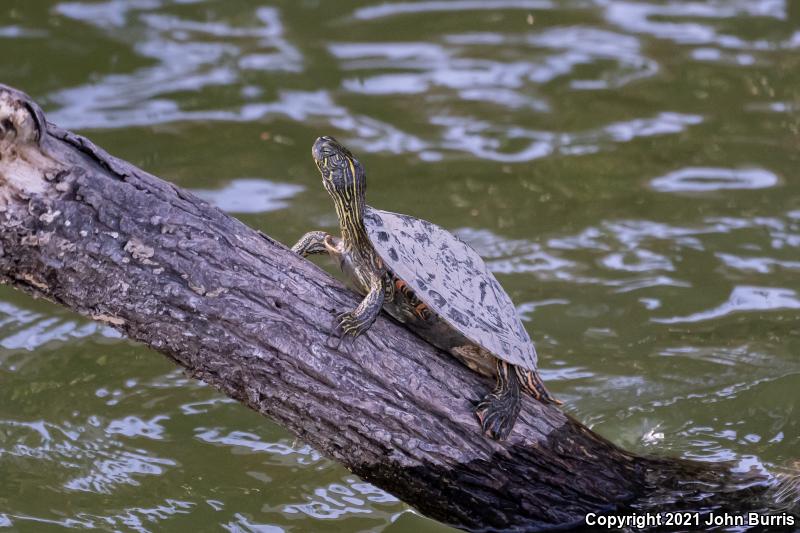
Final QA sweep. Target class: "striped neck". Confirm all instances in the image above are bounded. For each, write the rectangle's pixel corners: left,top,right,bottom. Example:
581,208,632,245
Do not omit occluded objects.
332,191,370,253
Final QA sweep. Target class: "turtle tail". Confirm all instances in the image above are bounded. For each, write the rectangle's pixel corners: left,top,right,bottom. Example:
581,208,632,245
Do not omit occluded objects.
515,366,562,406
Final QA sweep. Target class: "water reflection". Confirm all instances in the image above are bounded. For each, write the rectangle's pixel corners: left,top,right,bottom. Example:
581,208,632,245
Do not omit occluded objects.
0,415,176,494
651,167,779,192
43,0,706,163
283,479,398,520
0,301,119,352
1,0,799,530
223,514,284,533
191,179,304,214
654,286,800,324
461,209,800,307
717,252,800,274
602,0,788,47
441,25,657,90
1,500,194,533
65,450,177,493
50,2,301,129
351,0,554,20
106,415,168,440
195,428,322,465
0,25,46,38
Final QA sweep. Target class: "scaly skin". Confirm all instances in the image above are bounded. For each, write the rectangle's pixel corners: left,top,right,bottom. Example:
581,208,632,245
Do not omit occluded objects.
291,230,330,256
293,229,385,338
291,136,558,439
474,360,521,441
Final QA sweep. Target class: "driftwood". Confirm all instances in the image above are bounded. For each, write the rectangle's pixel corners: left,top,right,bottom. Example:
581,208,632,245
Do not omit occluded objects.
0,84,794,532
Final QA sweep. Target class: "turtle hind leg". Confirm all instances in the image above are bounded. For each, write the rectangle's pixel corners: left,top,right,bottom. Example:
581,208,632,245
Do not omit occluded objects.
516,366,563,406
474,360,522,441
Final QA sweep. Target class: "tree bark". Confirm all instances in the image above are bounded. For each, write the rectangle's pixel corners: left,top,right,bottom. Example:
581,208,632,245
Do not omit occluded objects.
0,84,792,532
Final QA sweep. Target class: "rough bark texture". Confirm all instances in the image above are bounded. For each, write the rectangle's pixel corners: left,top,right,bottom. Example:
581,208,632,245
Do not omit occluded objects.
0,84,793,532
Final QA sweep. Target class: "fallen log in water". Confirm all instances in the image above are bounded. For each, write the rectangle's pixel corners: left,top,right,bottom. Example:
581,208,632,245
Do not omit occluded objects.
0,84,794,532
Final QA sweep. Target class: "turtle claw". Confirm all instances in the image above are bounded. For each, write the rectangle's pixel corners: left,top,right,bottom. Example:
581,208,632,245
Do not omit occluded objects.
336,311,370,339
475,397,518,441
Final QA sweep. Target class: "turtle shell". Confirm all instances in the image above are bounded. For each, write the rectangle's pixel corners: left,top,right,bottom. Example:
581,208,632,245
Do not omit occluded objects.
363,206,538,372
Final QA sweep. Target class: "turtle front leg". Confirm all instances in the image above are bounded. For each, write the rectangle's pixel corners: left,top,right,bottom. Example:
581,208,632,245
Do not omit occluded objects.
474,360,522,440
292,231,333,257
338,273,385,338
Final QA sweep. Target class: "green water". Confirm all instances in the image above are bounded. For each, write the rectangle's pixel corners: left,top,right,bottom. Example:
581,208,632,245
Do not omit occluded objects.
1,0,799,531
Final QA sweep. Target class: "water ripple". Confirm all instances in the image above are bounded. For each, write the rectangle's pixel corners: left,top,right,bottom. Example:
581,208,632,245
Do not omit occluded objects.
602,0,786,46
50,3,301,129
195,428,322,465
2,0,799,529
0,25,47,38
65,450,177,493
428,112,701,162
651,167,779,193
191,179,304,214
0,417,176,495
653,286,800,324
352,0,554,20
455,228,574,275
0,301,119,353
3,500,194,533
282,479,398,520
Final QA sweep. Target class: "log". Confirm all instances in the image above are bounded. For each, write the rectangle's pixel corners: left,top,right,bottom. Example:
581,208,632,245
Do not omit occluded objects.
0,84,793,532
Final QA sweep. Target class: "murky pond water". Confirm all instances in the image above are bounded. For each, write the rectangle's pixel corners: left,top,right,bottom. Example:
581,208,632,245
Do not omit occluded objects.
1,0,799,531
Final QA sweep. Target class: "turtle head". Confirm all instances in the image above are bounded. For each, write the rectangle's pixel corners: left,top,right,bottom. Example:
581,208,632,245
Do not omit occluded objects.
312,136,366,202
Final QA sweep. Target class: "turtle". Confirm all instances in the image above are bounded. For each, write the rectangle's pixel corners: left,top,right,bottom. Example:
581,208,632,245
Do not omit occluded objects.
291,136,559,440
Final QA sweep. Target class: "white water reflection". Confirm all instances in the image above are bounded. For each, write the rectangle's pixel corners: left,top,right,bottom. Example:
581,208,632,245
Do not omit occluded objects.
50,3,301,129
106,415,169,440
195,428,322,465
0,301,119,353
653,286,800,324
2,500,194,533
56,0,163,27
428,112,701,162
602,0,787,47
0,26,47,38
1,0,798,529
65,450,177,493
352,0,554,20
658,344,785,370
717,253,800,274
43,1,709,162
0,416,176,494
336,24,656,103
443,25,657,89
747,101,800,114
191,179,304,214
690,47,756,66
283,478,398,520
459,211,799,318
651,167,779,192
223,514,284,533
456,227,574,275
37,0,796,171
600,249,674,273
180,397,237,415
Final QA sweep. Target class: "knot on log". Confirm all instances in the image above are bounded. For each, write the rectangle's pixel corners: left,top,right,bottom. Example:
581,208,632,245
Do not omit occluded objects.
0,85,45,147
0,85,62,209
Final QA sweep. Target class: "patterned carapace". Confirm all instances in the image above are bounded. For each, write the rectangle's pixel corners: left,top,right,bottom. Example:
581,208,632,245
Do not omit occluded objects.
364,207,539,373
